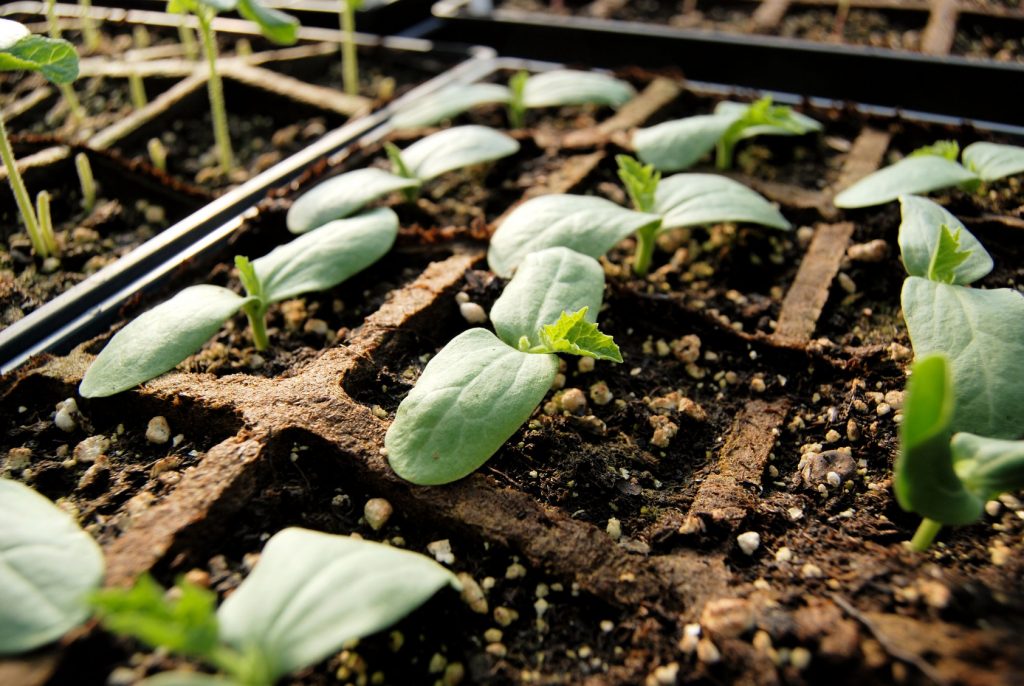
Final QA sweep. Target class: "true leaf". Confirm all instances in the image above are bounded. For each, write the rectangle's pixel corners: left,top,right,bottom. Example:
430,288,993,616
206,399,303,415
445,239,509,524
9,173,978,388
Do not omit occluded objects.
397,125,519,182
928,225,973,284
0,479,105,655
521,69,635,109
385,328,559,485
901,278,1024,438
909,140,960,160
633,112,738,172
236,0,298,45
285,168,419,234
537,308,622,362
961,141,1024,182
256,208,398,303
952,433,1024,504
79,285,250,398
898,195,992,284
653,173,791,231
714,99,823,139
217,528,460,678
834,156,979,208
616,154,660,213
0,33,79,84
487,194,662,277
490,247,606,349
390,83,512,129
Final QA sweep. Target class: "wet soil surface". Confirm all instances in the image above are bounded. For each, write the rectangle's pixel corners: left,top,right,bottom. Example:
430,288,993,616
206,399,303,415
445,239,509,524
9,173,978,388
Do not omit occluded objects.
2,72,1024,686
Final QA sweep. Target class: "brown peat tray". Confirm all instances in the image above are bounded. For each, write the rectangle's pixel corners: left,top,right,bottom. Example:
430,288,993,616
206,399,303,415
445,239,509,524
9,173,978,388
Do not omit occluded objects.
1,58,1023,685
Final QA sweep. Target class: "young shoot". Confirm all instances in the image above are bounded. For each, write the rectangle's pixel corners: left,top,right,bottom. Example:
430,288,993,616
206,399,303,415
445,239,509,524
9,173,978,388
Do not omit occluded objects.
633,96,823,172
148,137,168,172
390,69,636,130
386,247,622,485
835,140,1024,208
91,527,459,685
0,18,79,259
129,70,148,109
44,0,85,125
75,152,96,212
896,354,1024,551
340,0,361,95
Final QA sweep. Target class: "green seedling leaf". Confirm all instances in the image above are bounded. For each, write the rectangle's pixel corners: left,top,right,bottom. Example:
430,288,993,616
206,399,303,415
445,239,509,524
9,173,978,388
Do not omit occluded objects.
168,0,238,13
285,168,419,234
902,277,1024,438
536,307,622,362
894,355,981,525
490,247,605,349
961,141,1024,182
80,285,250,397
0,479,104,655
256,208,399,303
218,528,460,678
898,195,992,284
952,433,1024,505
385,328,559,485
0,30,79,84
633,112,738,172
236,0,298,45
909,139,960,160
714,99,823,138
91,575,220,660
521,69,635,109
834,155,978,208
390,83,512,129
397,125,519,182
616,154,660,213
653,173,791,231
487,194,662,277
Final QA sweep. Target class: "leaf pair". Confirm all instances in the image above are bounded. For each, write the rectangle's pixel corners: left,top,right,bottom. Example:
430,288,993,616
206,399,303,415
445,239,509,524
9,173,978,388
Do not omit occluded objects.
632,96,823,172
286,126,519,234
0,18,78,84
835,140,1024,208
390,69,636,130
166,0,298,44
386,247,620,485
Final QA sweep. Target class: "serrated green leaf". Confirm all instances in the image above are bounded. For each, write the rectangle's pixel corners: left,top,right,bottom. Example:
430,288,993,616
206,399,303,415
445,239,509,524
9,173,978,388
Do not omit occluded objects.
0,33,79,84
653,173,791,231
0,479,104,655
714,99,823,138
397,125,519,182
952,433,1024,505
490,247,605,349
79,285,250,398
909,140,960,160
633,112,739,172
256,208,398,303
390,83,512,129
537,307,622,362
487,194,662,277
236,0,298,45
927,225,973,284
961,142,1024,182
902,278,1024,438
521,69,635,109
898,195,991,284
616,154,659,213
218,528,459,679
385,328,559,485
834,155,979,208
286,168,419,234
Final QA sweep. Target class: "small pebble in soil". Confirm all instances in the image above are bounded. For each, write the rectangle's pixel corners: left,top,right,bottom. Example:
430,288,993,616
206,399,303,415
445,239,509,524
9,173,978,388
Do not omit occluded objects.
550,373,566,391
787,507,804,522
493,606,518,627
796,225,815,248
459,573,488,614
750,377,766,393
443,663,465,686
74,435,110,464
678,623,701,653
459,301,488,324
427,539,454,564
648,662,680,685
696,638,722,664
847,239,888,263
589,381,614,405
606,517,622,540
801,563,824,578
455,291,470,304
985,500,1002,517
5,447,31,471
737,531,761,556
429,653,447,674
649,415,678,447
775,547,794,562
145,416,171,444
505,562,527,579
54,398,79,432
561,388,587,414
183,568,211,588
363,498,393,530
790,646,812,671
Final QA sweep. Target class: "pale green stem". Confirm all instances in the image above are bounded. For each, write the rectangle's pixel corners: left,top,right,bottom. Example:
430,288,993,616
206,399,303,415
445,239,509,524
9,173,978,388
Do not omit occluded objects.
75,152,96,212
133,25,151,49
36,191,59,256
715,137,735,170
340,0,359,96
242,302,270,351
47,0,61,38
197,8,234,174
147,138,167,172
58,83,86,126
79,0,101,52
178,23,199,60
129,72,148,109
633,223,658,277
909,518,943,552
0,113,46,257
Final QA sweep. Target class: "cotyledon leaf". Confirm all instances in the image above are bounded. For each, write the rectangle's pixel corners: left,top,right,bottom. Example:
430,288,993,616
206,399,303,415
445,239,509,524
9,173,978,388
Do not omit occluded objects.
487,194,662,277
390,83,512,129
0,479,105,655
961,141,1024,182
398,125,520,182
490,246,606,349
834,155,978,208
218,528,459,679
901,278,1024,439
385,328,560,485
898,195,991,284
0,33,79,84
633,112,739,172
653,173,791,231
285,168,419,234
236,0,298,45
952,433,1024,504
521,69,635,108
79,285,251,398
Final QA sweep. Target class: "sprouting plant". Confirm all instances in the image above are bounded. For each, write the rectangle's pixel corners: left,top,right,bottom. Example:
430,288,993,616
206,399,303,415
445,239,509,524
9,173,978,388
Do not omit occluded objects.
44,0,85,125
895,354,1024,551
0,18,79,259
0,478,105,655
148,137,168,172
834,140,1024,208
632,96,823,172
390,69,636,129
90,527,458,685
79,208,400,397
166,0,299,175
78,0,101,52
487,154,790,278
129,70,148,109
75,152,96,212
340,0,361,95
386,247,622,485
897,196,1024,438
286,125,519,233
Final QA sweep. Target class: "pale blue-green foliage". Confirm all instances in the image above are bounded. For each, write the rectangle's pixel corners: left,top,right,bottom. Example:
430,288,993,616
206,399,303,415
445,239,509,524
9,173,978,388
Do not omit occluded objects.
0,479,105,655
0,19,78,84
961,142,1024,181
391,83,512,129
654,174,791,231
398,125,519,181
217,528,459,679
898,196,991,284
167,0,297,44
286,168,419,234
952,433,1024,503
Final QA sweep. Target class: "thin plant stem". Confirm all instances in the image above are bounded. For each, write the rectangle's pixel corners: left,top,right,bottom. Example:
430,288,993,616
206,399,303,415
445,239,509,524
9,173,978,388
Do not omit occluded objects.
36,191,59,256
340,0,359,96
633,223,658,277
243,303,270,351
79,0,101,52
909,518,943,552
129,72,148,109
178,22,199,60
0,113,47,258
58,83,86,126
196,8,234,174
46,0,61,38
147,138,167,172
75,152,96,212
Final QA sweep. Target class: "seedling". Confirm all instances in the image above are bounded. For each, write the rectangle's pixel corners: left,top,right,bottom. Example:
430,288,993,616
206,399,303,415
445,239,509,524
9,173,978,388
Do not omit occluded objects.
286,125,519,233
633,96,823,172
835,140,1024,208
91,527,459,685
79,208,400,397
391,69,636,129
129,70,148,109
44,0,85,125
0,19,79,258
148,137,168,172
79,0,101,52
166,0,299,174
896,354,1024,551
386,247,622,485
75,152,96,212
487,154,790,278
0,479,105,655
340,0,361,95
